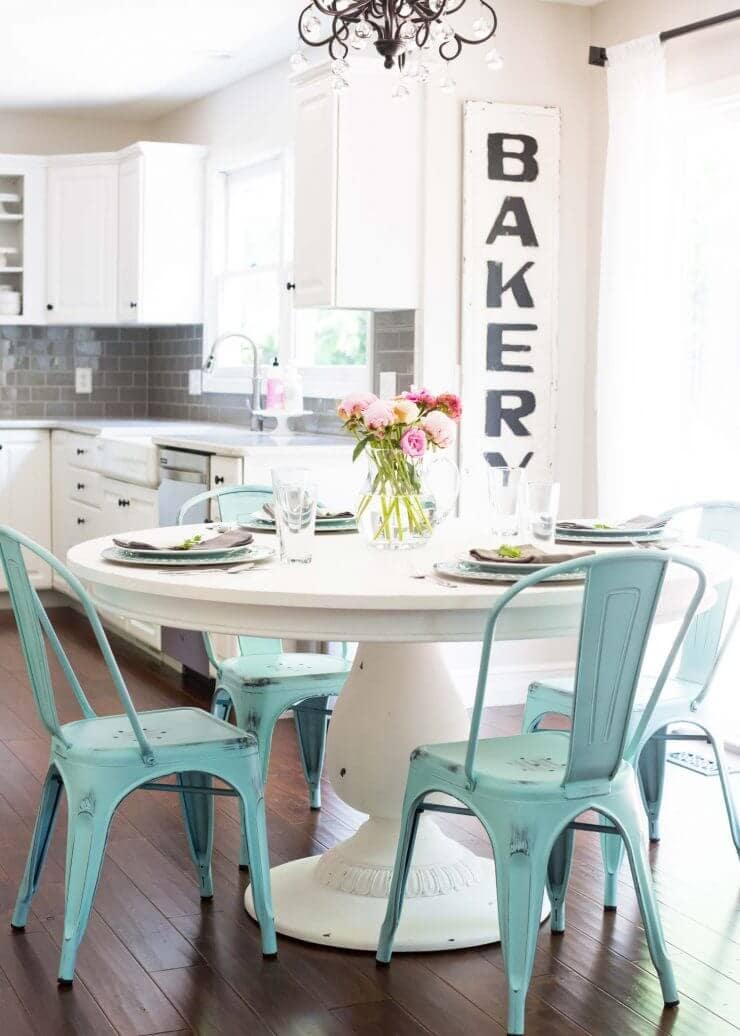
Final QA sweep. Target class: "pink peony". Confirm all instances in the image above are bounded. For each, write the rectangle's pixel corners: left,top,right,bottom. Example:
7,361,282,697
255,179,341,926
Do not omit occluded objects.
400,427,427,458
422,410,456,449
401,388,437,409
338,392,378,421
363,399,395,431
435,392,462,422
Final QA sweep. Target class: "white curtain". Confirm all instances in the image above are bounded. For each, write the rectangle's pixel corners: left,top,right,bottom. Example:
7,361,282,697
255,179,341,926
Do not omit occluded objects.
596,36,680,516
597,37,740,515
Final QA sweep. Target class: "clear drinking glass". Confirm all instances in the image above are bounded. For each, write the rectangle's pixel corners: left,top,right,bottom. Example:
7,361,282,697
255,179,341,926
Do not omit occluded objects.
271,468,318,565
487,466,526,541
526,481,561,547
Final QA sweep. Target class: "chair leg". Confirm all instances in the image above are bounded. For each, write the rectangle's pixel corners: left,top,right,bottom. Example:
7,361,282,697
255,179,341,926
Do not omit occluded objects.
12,767,64,930
235,757,277,958
547,826,574,933
177,771,215,899
703,726,740,855
376,785,425,965
638,730,668,843
600,812,625,910
493,826,548,1036
229,692,283,870
58,789,115,984
616,804,679,1007
294,696,331,810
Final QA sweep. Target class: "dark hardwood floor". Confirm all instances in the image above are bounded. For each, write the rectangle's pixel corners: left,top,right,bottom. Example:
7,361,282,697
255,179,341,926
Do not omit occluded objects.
0,607,737,1035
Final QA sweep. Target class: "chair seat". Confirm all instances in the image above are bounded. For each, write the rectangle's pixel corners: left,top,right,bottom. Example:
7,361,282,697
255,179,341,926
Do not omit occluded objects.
414,731,581,795
531,673,699,711
56,708,257,765
219,651,351,689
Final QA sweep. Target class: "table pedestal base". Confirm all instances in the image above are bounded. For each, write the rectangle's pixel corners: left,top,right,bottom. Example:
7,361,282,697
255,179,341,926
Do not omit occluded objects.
245,815,550,951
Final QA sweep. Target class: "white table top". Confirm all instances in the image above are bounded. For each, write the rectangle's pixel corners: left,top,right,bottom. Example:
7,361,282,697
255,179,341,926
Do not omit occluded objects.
67,522,728,644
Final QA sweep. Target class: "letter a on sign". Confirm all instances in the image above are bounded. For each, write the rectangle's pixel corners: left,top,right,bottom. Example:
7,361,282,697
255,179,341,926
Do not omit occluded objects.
460,102,561,516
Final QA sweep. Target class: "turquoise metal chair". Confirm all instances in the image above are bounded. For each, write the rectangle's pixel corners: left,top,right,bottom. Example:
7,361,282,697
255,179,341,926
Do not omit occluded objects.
0,525,277,984
178,485,351,869
522,501,740,907
377,550,706,1036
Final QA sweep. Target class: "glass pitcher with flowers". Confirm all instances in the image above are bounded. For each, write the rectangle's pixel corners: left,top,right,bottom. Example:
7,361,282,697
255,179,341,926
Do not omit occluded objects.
337,388,462,550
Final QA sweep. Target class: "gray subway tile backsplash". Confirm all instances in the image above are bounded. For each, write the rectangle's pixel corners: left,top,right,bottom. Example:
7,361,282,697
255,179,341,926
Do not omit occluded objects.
0,314,415,426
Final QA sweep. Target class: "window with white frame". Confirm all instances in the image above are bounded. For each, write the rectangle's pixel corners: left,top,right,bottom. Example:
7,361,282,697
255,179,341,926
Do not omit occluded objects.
205,152,372,397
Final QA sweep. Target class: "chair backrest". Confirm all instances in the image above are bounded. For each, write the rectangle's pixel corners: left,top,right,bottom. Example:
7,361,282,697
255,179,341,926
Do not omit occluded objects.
0,526,155,764
466,550,706,796
659,501,740,687
178,485,281,663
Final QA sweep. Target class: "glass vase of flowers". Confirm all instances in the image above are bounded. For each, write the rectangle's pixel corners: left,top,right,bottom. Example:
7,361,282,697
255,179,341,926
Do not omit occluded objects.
338,388,462,550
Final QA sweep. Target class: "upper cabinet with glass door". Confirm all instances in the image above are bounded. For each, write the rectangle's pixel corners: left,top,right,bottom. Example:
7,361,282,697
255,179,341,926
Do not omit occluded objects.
292,62,422,310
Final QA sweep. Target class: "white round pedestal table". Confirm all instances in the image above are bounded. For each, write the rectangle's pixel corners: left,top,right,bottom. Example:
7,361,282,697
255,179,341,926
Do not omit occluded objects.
68,524,721,953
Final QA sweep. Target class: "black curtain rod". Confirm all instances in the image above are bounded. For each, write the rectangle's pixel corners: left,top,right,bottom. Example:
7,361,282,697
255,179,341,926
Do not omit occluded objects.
589,8,740,67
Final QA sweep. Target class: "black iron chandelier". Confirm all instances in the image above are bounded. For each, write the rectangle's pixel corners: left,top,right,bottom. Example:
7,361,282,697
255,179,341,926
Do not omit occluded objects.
292,1,501,92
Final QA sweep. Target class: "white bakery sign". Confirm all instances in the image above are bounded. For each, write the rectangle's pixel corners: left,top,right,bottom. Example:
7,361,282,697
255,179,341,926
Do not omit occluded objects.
460,101,560,513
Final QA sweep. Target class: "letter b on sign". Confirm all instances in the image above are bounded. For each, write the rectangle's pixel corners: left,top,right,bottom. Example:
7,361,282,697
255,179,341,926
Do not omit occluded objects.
488,134,539,182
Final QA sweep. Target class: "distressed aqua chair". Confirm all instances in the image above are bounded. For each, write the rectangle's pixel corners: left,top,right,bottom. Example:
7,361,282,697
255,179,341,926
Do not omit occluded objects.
378,550,706,1036
0,526,277,984
178,485,351,868
522,501,740,908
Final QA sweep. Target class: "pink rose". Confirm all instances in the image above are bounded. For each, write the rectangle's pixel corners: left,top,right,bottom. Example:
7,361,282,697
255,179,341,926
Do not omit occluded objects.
400,427,427,458
363,399,395,431
338,392,378,421
422,410,456,449
435,392,462,422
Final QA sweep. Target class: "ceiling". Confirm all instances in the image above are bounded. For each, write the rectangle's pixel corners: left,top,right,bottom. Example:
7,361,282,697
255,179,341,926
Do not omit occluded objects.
0,0,305,120
0,0,606,121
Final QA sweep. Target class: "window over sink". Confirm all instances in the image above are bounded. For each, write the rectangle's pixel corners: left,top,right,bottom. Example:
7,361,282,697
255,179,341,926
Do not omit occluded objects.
204,151,372,399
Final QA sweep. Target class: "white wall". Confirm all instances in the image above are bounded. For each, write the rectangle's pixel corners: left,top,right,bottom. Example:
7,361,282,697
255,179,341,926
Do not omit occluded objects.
583,0,740,511
0,111,148,154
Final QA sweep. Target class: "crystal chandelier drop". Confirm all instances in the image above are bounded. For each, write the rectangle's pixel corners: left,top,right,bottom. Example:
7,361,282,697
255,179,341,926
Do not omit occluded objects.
291,1,502,91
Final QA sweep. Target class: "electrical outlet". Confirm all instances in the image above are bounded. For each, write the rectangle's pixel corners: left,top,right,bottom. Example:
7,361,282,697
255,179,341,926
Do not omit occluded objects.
188,369,202,396
75,367,92,394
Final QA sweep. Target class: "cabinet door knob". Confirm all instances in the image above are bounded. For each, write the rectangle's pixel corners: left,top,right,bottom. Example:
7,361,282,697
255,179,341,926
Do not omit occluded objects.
46,303,54,311
286,282,296,292
214,475,225,485
76,483,85,490
118,499,124,507
77,517,85,525
76,448,85,456
129,301,137,309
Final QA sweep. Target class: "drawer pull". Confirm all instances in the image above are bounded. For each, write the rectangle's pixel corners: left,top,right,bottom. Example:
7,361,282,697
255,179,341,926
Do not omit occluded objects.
214,475,225,486
76,448,86,456
118,499,130,508
76,483,85,491
76,517,86,525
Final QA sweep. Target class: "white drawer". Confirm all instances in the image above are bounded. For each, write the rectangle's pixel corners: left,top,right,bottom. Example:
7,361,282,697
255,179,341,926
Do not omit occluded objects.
100,436,159,488
62,431,100,471
69,466,102,508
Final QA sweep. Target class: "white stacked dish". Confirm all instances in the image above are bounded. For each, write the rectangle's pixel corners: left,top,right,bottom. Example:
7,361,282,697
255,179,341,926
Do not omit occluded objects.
0,284,21,316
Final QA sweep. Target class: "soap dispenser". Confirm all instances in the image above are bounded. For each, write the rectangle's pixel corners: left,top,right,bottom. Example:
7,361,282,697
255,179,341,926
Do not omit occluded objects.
265,357,286,410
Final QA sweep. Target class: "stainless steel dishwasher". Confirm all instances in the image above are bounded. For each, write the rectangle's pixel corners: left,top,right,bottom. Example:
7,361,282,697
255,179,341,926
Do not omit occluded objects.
158,447,212,679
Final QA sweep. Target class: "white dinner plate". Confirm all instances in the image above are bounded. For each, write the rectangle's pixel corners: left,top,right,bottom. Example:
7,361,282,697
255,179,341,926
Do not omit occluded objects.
101,545,274,567
434,560,585,585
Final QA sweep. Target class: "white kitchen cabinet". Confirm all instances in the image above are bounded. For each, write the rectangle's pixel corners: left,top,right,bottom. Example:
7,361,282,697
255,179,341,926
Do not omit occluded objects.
46,159,119,323
0,429,51,589
292,64,421,310
117,143,207,324
101,478,158,536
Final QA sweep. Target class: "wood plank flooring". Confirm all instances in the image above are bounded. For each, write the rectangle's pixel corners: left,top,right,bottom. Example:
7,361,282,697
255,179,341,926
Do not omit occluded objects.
0,607,737,1035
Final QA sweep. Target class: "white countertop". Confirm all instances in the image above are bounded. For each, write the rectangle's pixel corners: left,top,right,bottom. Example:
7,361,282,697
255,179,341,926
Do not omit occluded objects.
0,418,348,454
